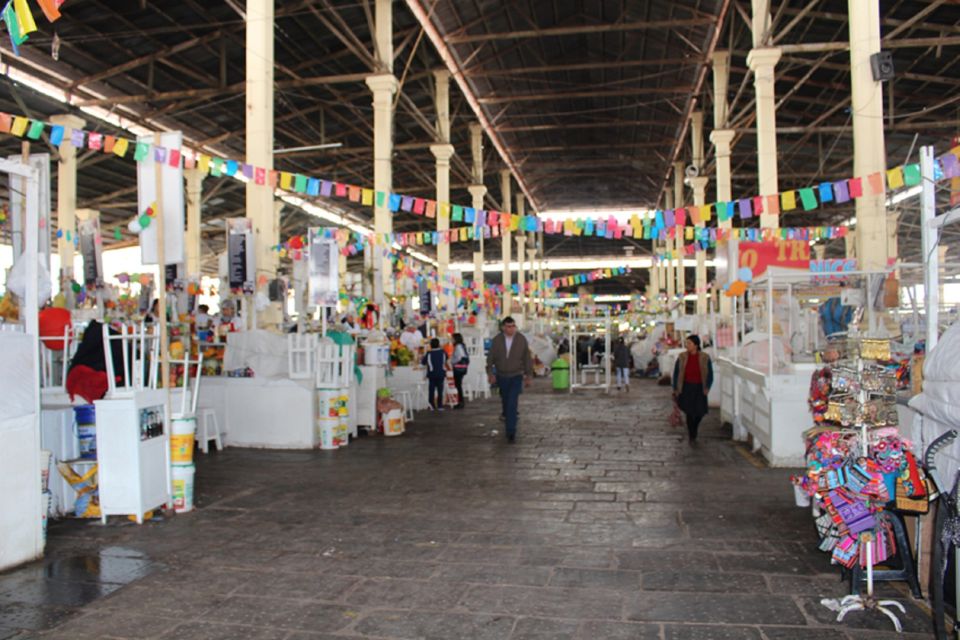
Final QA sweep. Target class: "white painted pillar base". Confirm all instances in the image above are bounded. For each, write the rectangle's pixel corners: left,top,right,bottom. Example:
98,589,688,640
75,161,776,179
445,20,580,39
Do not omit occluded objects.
691,176,709,315
431,143,455,313
185,168,204,278
711,128,735,317
747,47,782,229
468,184,487,295
50,113,84,302
500,170,512,317
246,0,277,313
366,73,399,301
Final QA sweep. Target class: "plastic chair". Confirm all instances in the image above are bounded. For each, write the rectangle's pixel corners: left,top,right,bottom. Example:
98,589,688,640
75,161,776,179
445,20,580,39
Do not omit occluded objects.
396,390,415,423
196,408,223,454
414,380,429,411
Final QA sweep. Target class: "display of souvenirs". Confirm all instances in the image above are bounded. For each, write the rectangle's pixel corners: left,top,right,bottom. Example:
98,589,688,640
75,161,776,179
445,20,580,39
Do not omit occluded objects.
795,339,931,571
793,428,928,569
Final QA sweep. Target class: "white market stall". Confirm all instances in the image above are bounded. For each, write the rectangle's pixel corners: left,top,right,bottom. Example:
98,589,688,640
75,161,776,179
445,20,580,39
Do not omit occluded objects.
0,157,45,571
719,266,897,467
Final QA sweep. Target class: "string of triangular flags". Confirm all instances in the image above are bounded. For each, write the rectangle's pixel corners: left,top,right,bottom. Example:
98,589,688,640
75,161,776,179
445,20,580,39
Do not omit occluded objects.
3,113,957,243
1,0,63,56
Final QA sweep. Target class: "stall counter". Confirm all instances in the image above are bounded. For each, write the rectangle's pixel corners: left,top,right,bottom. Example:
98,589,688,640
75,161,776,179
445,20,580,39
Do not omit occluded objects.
214,377,315,449
718,356,816,467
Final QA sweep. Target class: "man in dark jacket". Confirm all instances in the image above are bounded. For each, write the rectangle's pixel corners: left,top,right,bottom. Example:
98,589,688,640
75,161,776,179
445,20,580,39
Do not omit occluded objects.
486,317,533,443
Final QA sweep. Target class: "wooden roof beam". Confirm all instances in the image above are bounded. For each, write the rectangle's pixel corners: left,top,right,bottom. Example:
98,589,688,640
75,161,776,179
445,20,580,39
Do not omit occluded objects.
72,73,371,107
463,57,703,77
478,85,694,104
445,18,716,44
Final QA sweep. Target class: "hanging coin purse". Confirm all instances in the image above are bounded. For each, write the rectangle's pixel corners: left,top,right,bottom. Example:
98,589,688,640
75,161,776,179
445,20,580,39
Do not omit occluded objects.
860,338,892,361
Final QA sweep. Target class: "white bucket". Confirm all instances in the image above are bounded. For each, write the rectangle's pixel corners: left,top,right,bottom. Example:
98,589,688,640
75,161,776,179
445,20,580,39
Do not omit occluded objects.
317,417,339,450
317,389,340,419
171,463,195,513
40,449,52,492
793,484,811,508
382,409,405,437
171,417,197,465
335,421,349,447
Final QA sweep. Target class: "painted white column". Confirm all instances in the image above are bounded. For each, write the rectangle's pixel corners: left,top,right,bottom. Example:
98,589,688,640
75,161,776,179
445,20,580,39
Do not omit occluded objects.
527,233,536,319
845,229,857,260
50,113,84,299
712,51,731,129
430,69,454,314
711,128,735,318
747,47,781,229
849,0,889,270
366,74,398,302
664,191,675,304
691,111,705,169
468,184,487,288
431,143,455,312
245,0,277,309
184,168,204,277
515,194,526,323
674,161,686,314
691,176,709,315
468,122,486,299
711,129,735,225
365,0,396,303
500,169,512,317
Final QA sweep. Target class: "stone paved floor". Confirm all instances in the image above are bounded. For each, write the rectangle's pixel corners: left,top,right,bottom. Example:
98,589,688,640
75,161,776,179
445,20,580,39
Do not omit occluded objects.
1,379,937,639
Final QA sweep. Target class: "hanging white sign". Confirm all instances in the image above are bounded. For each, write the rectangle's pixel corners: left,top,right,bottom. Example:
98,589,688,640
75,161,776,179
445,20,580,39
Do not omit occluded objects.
308,227,339,307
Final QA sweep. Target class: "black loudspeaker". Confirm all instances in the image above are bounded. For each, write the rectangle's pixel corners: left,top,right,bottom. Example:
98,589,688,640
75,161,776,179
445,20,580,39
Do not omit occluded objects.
870,51,894,81
268,278,286,302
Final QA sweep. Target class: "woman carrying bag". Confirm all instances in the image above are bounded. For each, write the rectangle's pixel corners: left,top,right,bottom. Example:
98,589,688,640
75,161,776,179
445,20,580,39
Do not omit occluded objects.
672,335,713,443
450,333,469,409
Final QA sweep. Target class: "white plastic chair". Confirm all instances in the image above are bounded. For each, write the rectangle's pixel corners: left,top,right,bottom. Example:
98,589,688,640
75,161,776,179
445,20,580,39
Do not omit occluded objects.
396,390,415,423
102,322,161,396
196,408,223,454
288,333,318,380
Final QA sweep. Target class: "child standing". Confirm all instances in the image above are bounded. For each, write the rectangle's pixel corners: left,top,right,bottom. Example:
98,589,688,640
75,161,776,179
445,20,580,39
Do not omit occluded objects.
422,337,449,410
613,337,631,391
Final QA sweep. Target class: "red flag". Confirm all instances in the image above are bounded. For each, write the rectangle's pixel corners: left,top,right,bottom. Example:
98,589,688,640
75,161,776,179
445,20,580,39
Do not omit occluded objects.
848,177,863,198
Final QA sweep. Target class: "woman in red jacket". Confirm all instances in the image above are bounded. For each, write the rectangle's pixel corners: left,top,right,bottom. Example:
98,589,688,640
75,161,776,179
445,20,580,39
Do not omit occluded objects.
672,335,714,443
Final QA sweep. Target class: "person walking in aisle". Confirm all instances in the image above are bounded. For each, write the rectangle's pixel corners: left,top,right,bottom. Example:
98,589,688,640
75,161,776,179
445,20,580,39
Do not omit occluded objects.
672,335,713,443
422,338,449,411
613,337,631,391
486,317,533,443
450,333,469,409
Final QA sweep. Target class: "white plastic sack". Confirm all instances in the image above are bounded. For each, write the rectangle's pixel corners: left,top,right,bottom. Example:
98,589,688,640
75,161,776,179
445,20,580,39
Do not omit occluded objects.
528,334,556,370
5,254,52,306
908,321,960,429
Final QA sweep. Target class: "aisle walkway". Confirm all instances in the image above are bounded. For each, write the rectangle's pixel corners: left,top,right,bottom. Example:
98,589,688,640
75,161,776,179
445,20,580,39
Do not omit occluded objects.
2,380,935,639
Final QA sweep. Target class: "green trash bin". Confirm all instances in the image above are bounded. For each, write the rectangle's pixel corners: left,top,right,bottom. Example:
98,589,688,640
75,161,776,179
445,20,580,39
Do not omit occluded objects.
551,358,570,390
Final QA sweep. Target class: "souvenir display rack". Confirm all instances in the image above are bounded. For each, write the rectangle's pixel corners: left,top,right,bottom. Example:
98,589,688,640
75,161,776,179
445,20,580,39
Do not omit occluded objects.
796,337,932,631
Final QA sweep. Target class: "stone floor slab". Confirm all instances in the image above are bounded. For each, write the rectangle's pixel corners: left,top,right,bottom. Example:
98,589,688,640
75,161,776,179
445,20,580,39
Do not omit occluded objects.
0,379,938,639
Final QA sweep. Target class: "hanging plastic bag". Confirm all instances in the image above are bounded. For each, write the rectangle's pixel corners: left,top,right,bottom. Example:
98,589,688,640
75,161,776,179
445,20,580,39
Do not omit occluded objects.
669,401,683,427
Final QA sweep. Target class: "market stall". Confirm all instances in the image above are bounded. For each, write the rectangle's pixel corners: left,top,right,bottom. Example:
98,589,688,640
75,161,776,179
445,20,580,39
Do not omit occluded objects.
720,266,907,467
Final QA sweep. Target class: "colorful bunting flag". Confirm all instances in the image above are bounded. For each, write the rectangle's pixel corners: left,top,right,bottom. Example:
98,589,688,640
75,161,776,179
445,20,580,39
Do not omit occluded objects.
903,163,921,186
848,177,863,198
886,167,905,190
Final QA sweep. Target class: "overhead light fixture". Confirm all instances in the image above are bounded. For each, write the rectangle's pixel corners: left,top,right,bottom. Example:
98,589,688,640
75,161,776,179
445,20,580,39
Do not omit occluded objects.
449,256,714,272
539,208,649,224
273,143,343,155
